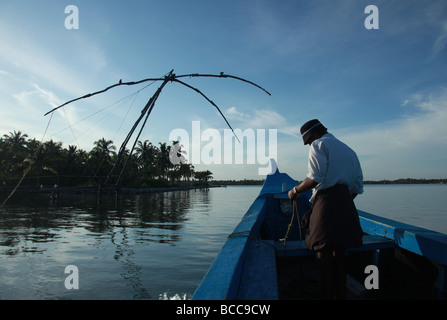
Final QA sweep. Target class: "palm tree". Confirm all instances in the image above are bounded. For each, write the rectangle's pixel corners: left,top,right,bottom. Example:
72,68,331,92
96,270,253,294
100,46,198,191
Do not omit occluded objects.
0,137,62,205
1,131,29,177
89,138,116,185
92,138,116,159
0,130,213,191
2,130,28,151
179,163,194,185
156,142,172,180
135,140,159,181
27,139,62,186
194,170,213,186
60,145,85,186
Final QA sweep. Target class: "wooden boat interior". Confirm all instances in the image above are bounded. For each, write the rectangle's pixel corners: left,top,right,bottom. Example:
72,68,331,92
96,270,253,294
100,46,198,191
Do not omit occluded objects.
193,165,447,300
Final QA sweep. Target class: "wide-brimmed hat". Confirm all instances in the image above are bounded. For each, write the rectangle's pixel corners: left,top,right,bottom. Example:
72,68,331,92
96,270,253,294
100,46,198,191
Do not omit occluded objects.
300,119,327,145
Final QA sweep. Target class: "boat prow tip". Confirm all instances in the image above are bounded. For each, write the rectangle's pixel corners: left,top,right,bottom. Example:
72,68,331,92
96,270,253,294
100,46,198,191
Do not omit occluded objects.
267,159,279,175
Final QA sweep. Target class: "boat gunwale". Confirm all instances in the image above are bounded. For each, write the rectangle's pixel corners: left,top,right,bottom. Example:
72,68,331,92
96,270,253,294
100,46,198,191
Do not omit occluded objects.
191,197,268,300
359,210,447,266
192,164,447,299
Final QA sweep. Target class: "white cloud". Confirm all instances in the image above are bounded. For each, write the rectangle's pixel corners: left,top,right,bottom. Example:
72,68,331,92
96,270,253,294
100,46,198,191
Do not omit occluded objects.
0,23,114,101
240,88,447,181
71,35,109,73
433,22,447,56
0,41,81,98
0,22,124,150
338,88,447,179
225,106,299,137
32,84,63,109
226,106,247,118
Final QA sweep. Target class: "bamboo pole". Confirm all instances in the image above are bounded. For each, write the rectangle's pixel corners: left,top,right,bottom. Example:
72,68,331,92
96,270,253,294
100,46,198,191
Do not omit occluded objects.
44,69,270,189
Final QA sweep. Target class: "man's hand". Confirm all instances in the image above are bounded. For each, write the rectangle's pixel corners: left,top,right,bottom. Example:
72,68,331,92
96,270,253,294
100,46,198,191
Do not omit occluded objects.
288,187,297,200
288,178,318,200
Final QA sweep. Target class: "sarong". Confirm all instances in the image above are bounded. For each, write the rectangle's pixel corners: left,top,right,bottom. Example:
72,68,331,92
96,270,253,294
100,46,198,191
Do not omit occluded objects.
303,184,363,251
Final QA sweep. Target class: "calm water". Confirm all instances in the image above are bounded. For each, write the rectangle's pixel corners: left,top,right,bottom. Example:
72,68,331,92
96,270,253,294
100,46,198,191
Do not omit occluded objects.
355,184,447,234
0,184,446,300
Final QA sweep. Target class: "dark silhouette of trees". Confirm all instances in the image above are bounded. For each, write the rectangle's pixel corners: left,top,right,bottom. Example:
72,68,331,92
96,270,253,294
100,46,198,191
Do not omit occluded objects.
0,131,212,189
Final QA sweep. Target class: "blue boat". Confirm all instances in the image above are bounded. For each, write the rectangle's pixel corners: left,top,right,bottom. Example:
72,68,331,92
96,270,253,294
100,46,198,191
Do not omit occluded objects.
192,162,447,300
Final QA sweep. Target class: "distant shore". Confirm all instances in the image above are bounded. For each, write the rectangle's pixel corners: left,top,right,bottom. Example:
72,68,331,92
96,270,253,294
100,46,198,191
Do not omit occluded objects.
363,178,446,185
0,178,445,197
0,184,219,197
211,178,447,186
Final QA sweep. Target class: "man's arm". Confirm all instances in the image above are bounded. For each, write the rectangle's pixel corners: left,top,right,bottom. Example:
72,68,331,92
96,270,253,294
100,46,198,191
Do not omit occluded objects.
288,177,318,200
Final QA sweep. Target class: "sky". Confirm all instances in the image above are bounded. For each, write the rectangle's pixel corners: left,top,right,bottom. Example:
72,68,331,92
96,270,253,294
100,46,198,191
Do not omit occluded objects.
0,0,446,181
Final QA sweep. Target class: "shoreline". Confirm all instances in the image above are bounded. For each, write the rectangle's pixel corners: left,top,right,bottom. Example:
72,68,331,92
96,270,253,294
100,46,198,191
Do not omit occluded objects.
0,179,444,199
0,185,221,197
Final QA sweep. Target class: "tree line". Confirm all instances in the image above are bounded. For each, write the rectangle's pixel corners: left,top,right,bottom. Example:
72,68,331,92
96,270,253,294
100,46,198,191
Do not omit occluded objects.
211,178,447,186
363,178,447,185
0,130,213,189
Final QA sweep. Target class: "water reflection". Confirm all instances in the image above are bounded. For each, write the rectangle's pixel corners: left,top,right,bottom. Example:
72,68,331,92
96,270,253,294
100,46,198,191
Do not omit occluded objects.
0,190,208,248
0,189,211,299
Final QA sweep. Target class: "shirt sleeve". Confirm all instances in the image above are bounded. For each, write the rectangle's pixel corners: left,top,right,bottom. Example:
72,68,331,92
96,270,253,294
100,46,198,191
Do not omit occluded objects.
306,141,327,184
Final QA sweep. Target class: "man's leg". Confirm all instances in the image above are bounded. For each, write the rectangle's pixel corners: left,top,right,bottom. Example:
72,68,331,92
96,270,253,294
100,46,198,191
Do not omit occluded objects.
316,250,335,299
333,249,346,300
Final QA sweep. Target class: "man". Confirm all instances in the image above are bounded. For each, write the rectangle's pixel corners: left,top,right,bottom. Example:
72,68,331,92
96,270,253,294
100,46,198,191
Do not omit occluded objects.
288,119,364,299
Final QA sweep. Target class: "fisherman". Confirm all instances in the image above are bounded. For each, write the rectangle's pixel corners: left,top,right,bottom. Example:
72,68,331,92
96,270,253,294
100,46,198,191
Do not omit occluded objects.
288,119,364,299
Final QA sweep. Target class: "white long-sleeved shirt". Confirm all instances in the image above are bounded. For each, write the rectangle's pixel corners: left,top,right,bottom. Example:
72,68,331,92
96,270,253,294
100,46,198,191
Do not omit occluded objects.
307,133,363,202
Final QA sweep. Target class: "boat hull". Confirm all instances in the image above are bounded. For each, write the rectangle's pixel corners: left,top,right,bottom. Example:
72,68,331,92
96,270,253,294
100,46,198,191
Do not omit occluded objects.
193,167,447,300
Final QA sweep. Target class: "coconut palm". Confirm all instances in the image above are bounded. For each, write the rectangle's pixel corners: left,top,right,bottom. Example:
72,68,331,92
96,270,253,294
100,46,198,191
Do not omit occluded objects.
156,142,173,180
89,138,117,185
92,138,116,159
2,130,28,152
194,170,213,186
179,163,194,185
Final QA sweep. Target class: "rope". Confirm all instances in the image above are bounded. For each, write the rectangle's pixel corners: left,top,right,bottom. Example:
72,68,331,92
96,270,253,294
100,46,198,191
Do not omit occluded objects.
45,79,155,142
295,200,303,240
0,113,54,207
224,199,304,257
279,199,302,254
226,199,303,253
